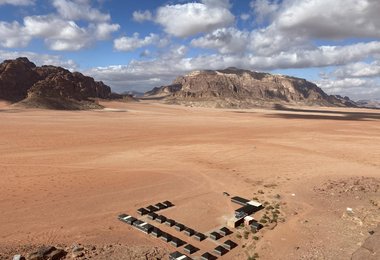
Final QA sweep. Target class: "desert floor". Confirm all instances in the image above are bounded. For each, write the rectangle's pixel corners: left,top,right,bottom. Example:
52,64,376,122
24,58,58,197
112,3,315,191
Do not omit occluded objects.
0,101,379,259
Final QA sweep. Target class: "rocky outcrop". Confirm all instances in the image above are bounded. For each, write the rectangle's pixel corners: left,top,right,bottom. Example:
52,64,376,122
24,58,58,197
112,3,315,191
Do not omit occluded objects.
145,68,357,108
0,57,40,102
0,57,112,109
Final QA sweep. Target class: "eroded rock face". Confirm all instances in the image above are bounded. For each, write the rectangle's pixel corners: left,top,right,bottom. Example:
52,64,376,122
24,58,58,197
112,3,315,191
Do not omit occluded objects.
145,68,357,108
0,57,39,102
0,57,111,109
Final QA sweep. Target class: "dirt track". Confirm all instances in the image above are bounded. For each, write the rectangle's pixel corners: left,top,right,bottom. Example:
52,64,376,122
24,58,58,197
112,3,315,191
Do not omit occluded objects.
0,101,379,259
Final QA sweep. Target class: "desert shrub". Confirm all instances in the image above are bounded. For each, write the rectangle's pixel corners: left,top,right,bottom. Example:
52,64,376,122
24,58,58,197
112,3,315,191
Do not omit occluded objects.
259,218,267,224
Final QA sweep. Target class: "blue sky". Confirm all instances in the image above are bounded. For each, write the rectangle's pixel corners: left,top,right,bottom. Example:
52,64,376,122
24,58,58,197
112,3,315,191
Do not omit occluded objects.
1,0,380,100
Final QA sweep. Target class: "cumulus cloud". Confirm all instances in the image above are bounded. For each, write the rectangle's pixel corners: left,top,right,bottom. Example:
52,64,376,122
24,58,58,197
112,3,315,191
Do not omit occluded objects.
274,0,380,39
201,0,231,9
316,77,380,100
155,2,234,37
0,13,119,51
52,0,110,22
250,0,280,24
87,45,191,91
132,10,153,23
24,15,91,51
0,49,77,71
333,61,380,79
0,0,34,6
93,22,120,40
114,33,159,52
191,28,250,54
0,21,31,48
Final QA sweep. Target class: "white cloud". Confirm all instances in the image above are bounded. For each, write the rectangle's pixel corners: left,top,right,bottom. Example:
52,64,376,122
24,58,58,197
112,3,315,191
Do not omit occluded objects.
248,41,380,70
201,0,231,9
0,49,78,71
0,0,34,6
274,0,380,39
155,2,234,37
316,77,380,100
132,10,153,23
52,0,110,22
250,0,279,24
0,14,119,51
94,22,120,40
24,15,91,51
333,61,380,78
114,33,159,52
240,13,250,21
191,28,250,54
0,21,31,48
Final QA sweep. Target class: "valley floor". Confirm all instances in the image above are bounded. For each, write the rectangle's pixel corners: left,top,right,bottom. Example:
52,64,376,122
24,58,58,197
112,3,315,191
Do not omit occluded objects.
0,101,379,259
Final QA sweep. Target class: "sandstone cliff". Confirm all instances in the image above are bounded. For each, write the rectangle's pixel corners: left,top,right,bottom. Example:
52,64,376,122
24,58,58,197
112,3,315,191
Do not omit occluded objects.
0,57,111,109
145,68,357,108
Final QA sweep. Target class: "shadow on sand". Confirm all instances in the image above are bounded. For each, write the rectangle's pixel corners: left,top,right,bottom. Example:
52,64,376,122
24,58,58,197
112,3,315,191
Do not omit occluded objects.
266,104,380,121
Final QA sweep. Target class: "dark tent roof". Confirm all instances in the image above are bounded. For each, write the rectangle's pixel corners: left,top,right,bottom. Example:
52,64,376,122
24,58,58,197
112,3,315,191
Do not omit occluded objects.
184,244,199,254
117,213,128,219
201,252,217,260
210,231,221,240
155,202,167,210
184,228,195,236
162,200,174,207
170,237,185,247
165,219,176,226
231,196,250,206
220,227,231,235
174,223,185,230
155,215,167,222
146,205,159,212
194,232,206,241
214,245,229,256
223,239,238,250
147,212,158,219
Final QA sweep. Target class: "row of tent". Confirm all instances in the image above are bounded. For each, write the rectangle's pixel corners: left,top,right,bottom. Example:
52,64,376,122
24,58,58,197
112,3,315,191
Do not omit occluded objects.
137,200,174,216
118,213,238,259
145,212,207,241
169,238,238,260
209,227,232,241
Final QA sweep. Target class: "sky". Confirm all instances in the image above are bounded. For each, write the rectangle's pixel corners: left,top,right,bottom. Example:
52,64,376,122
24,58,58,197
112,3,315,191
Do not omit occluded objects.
1,0,380,100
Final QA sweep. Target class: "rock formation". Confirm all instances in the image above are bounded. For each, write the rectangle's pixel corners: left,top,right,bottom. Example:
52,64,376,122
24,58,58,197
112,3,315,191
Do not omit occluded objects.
0,57,111,109
145,68,357,108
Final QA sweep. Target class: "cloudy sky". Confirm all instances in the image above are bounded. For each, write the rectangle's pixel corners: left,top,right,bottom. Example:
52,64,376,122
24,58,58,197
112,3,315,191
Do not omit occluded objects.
1,0,380,100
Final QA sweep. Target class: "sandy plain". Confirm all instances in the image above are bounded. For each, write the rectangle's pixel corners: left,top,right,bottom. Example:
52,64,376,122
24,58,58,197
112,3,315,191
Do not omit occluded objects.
0,100,379,259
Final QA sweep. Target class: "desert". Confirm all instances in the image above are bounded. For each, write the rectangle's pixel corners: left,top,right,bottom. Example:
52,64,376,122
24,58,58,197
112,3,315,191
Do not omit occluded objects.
0,99,379,259
1,1,380,259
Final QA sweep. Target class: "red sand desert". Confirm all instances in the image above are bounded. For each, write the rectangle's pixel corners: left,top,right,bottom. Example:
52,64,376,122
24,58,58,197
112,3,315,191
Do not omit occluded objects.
0,101,379,259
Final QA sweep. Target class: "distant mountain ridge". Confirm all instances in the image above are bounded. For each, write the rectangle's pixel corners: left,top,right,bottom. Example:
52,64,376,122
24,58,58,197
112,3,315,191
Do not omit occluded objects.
0,57,112,109
145,68,357,108
356,99,380,109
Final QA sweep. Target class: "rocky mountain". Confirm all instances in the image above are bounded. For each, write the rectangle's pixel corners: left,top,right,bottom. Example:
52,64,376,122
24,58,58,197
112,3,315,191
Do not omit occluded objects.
356,99,380,109
145,68,357,108
0,57,111,109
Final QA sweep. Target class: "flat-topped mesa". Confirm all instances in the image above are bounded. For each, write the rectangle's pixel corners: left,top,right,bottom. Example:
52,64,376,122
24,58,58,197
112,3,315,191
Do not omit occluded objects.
0,57,112,110
145,68,357,108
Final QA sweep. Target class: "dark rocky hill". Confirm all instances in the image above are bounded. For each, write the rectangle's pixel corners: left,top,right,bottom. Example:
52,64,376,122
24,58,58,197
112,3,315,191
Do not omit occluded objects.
0,57,111,109
145,68,357,108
